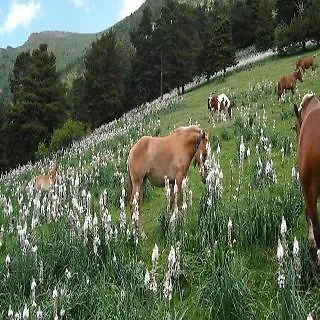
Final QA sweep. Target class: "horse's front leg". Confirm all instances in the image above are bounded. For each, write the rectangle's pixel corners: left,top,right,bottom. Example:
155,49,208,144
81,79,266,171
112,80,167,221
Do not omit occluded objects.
175,172,184,210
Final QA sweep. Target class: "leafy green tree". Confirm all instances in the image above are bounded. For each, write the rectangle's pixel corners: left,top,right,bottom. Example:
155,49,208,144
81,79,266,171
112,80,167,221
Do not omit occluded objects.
255,0,275,50
49,119,90,152
82,30,126,128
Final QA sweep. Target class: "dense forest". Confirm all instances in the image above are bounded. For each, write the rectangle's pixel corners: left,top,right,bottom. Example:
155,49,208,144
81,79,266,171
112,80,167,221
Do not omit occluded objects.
0,0,319,172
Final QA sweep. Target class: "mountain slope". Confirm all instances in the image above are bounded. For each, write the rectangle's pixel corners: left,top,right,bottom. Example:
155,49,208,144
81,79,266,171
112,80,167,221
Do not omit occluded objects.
0,0,201,103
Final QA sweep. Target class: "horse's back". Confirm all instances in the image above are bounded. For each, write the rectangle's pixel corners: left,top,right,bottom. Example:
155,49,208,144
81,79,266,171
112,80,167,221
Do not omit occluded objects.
34,175,51,191
128,136,152,167
297,56,315,69
128,135,163,172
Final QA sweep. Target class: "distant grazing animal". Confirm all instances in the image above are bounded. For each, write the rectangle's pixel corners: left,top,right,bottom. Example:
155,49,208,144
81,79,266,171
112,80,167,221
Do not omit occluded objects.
294,93,320,249
208,93,233,118
128,125,209,227
34,166,60,192
277,69,303,101
296,56,316,73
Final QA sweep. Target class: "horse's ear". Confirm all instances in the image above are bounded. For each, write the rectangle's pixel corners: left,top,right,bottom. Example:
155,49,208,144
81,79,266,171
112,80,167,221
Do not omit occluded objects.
294,104,299,118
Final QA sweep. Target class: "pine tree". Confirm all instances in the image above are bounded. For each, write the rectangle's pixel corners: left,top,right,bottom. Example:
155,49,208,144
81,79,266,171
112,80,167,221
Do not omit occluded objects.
231,0,255,49
306,0,320,42
275,0,296,25
255,0,275,50
130,6,159,106
4,44,67,168
82,30,126,128
152,0,199,95
201,2,237,80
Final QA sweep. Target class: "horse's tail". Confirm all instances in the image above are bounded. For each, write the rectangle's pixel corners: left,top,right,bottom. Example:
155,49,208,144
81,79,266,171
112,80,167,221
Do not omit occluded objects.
276,81,281,100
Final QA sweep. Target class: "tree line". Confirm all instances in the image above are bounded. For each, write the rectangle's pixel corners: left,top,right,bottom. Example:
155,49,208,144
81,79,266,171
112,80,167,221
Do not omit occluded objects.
0,0,319,172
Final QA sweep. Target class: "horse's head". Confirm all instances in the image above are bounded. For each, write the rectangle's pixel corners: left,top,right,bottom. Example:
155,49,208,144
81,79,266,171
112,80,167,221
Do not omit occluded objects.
295,69,303,82
194,131,209,183
50,166,60,183
293,93,316,137
293,103,302,137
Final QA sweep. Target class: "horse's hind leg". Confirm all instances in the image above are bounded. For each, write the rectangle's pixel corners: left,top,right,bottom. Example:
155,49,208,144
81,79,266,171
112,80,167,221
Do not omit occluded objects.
304,190,320,249
131,177,147,236
130,179,142,217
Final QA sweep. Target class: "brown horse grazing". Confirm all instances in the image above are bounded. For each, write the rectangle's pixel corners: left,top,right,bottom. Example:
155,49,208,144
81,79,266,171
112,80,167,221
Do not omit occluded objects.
294,93,320,248
296,56,316,73
128,125,209,225
34,166,60,192
277,69,303,101
208,93,232,118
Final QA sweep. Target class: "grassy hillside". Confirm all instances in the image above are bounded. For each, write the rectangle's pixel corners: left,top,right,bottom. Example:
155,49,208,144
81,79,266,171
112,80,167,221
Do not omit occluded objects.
0,49,320,319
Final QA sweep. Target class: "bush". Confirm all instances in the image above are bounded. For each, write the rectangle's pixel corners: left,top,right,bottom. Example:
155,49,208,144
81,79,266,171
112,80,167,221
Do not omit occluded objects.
35,141,50,160
49,119,90,152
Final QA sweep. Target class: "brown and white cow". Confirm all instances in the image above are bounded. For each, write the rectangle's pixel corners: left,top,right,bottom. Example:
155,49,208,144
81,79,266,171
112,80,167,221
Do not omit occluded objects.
208,93,232,118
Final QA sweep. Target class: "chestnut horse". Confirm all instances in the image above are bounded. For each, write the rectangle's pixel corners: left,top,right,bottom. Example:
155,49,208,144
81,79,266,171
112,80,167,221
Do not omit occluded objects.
294,93,320,248
128,125,209,225
296,56,316,73
208,93,232,118
277,69,303,101
34,166,60,192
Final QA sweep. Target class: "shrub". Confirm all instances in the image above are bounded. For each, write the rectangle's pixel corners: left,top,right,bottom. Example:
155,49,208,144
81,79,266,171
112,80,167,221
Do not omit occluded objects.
49,119,90,152
35,141,50,160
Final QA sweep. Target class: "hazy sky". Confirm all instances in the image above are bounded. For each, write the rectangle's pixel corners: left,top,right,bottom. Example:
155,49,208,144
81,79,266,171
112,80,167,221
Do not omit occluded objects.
0,0,145,48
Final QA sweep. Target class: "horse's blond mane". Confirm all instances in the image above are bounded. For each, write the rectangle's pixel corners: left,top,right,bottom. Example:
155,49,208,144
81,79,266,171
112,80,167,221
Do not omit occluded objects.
299,93,315,111
171,125,200,135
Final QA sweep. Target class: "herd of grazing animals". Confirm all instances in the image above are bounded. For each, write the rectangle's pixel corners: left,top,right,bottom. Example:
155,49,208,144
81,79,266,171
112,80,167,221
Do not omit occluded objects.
126,54,319,252
26,51,320,317
33,55,319,261
277,55,316,101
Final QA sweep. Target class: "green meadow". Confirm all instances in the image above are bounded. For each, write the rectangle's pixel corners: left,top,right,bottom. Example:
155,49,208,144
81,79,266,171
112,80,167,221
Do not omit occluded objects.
1,48,320,319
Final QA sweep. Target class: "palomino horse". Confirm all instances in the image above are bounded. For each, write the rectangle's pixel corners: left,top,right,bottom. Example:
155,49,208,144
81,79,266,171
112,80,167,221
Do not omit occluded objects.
128,125,209,225
294,93,320,248
34,166,60,192
277,69,303,101
296,56,316,73
208,93,232,118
